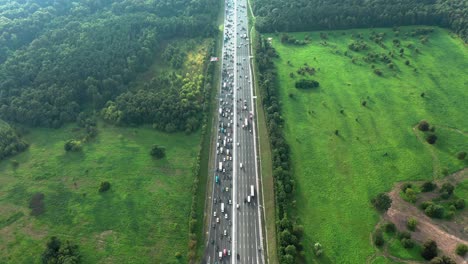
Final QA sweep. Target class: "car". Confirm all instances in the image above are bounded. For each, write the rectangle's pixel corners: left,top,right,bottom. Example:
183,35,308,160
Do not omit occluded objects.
214,211,217,217
228,250,231,256
225,213,228,219
216,217,220,223
236,203,240,209
229,199,232,204
224,230,227,236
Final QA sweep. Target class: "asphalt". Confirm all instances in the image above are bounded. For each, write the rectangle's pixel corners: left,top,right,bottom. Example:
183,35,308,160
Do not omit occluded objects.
204,0,265,263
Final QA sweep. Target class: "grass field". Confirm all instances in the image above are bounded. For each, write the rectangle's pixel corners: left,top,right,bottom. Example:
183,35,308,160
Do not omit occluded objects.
267,26,467,263
0,123,200,263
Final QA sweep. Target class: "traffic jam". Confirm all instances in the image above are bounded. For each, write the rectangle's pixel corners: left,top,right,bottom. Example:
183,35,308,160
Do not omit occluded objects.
213,0,236,261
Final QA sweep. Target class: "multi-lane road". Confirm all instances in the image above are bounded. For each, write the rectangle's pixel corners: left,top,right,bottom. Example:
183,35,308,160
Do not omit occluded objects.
204,0,265,263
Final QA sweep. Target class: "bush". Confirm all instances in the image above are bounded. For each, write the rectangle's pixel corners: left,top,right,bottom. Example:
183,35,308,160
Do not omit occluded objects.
371,193,392,212
456,151,467,160
440,183,454,196
401,238,414,249
174,252,182,258
295,79,319,89
99,181,111,193
397,231,411,240
29,193,45,216
456,244,468,256
384,222,396,233
453,199,465,210
313,242,323,257
429,256,456,264
418,120,430,131
421,181,437,192
405,188,417,203
424,204,444,218
407,217,417,231
401,183,413,192
373,229,384,247
64,140,82,152
421,240,438,260
42,237,81,264
150,145,166,159
426,134,437,144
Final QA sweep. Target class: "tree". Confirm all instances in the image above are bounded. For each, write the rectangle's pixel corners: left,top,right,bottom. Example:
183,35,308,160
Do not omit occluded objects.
426,134,437,144
371,193,392,212
440,183,454,199
429,256,456,264
42,237,81,264
453,199,465,210
407,217,417,231
401,238,414,248
405,188,417,203
285,244,297,257
421,240,438,260
421,181,437,192
295,79,319,89
456,151,467,160
64,140,82,152
424,204,444,218
150,145,166,159
455,244,467,256
373,229,384,247
384,222,396,233
99,181,111,193
418,120,430,131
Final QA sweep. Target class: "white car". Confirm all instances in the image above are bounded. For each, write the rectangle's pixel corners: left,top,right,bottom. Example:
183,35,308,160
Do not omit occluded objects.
216,217,220,223
236,204,240,209
229,199,232,205
224,230,227,236
214,211,217,217
225,214,228,219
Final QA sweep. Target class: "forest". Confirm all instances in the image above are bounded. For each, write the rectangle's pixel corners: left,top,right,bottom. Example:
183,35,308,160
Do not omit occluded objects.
252,0,467,42
0,0,219,130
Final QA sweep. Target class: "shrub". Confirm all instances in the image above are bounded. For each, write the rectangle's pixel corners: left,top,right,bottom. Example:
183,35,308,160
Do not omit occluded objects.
29,193,45,216
455,244,468,256
175,252,182,258
42,237,81,264
64,140,82,152
371,193,392,212
397,231,411,240
407,217,417,231
384,222,396,233
405,188,417,203
150,145,166,159
99,181,111,193
401,183,413,192
421,240,438,260
426,134,437,144
373,229,384,247
401,238,414,249
453,199,465,210
313,242,323,257
429,256,456,264
456,151,467,160
425,204,444,218
418,120,430,131
421,181,437,192
295,79,319,89
440,183,454,196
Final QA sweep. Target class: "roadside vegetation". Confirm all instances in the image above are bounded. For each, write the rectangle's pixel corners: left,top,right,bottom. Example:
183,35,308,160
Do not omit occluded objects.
266,26,467,263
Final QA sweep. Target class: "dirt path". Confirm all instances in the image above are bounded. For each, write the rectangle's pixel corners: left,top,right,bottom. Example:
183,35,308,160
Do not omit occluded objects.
384,169,468,263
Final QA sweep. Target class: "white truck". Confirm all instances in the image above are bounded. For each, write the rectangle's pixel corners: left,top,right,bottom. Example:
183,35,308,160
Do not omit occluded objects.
251,185,255,197
221,203,225,213
244,118,248,128
219,162,223,171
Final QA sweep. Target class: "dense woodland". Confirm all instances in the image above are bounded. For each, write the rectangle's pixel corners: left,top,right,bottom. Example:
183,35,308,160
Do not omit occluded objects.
0,0,219,131
253,0,468,42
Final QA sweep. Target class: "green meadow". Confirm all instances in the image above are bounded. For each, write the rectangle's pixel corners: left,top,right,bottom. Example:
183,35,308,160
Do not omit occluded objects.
268,26,467,263
0,123,200,263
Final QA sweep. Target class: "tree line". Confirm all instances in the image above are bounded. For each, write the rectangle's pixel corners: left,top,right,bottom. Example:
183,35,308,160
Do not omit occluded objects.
0,0,219,131
252,0,467,42
255,34,304,263
0,121,28,160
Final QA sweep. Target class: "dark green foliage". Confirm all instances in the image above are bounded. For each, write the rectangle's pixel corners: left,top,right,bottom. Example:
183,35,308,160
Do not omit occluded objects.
429,255,456,264
456,151,467,160
150,145,166,159
421,240,438,260
401,183,413,192
41,236,81,264
440,183,454,195
373,229,384,247
407,217,417,231
401,238,414,249
418,120,430,131
397,231,411,240
456,244,468,256
383,222,396,233
424,203,444,218
453,199,465,210
426,134,438,144
295,79,320,89
421,181,437,192
0,122,29,160
0,0,219,129
371,193,392,212
99,182,111,193
281,34,309,45
29,193,45,216
64,140,82,152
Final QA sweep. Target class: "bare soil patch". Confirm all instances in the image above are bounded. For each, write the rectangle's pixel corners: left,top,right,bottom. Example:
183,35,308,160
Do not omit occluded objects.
384,168,467,263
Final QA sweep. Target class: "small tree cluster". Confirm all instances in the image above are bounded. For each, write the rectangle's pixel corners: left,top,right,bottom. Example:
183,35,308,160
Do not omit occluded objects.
426,134,438,144
456,151,466,160
41,236,81,264
373,229,384,247
64,140,82,152
421,240,438,260
421,181,437,192
150,145,166,159
99,181,111,193
371,193,392,212
429,256,456,264
295,79,319,89
418,120,430,131
407,217,417,231
439,183,454,199
421,201,444,218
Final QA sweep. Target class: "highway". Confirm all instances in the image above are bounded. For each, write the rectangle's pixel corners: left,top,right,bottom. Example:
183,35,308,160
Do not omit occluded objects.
204,0,265,263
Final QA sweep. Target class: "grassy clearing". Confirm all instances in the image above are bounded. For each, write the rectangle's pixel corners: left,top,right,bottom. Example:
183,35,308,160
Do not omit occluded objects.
267,26,467,263
0,123,201,263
